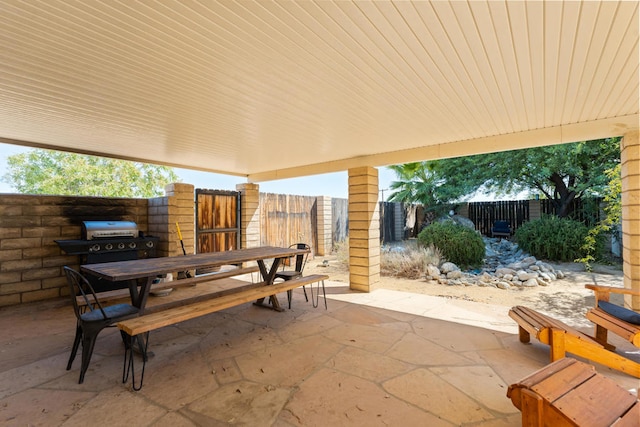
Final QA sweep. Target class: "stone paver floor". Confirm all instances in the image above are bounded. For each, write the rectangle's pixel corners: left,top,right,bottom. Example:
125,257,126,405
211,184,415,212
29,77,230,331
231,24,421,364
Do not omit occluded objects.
1,280,638,426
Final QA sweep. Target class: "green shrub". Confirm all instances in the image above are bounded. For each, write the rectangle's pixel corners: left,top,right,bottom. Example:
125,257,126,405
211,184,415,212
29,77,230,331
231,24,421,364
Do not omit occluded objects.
514,216,598,262
417,221,485,268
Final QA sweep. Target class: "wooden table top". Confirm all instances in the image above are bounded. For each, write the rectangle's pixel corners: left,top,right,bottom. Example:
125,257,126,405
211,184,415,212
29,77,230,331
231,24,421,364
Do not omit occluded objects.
81,246,309,281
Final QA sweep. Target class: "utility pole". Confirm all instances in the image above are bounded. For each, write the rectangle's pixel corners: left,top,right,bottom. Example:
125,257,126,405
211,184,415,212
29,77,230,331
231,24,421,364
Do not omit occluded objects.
379,188,389,243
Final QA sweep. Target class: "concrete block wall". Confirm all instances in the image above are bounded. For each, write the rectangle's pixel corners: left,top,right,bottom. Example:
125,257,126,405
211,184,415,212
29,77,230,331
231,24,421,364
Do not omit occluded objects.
0,182,344,306
0,194,149,306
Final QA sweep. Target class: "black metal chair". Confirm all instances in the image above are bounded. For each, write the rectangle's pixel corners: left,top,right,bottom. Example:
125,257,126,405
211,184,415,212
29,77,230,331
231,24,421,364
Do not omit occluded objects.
64,266,140,384
275,243,310,309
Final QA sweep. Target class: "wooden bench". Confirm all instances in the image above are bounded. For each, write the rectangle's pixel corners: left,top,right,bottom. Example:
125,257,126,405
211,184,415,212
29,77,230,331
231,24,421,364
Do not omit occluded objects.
78,265,260,307
509,305,640,378
507,357,639,426
585,284,640,350
118,274,329,389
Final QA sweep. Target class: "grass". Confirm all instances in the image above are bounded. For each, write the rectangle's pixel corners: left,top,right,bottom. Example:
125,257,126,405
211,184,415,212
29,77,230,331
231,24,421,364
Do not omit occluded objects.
335,239,442,280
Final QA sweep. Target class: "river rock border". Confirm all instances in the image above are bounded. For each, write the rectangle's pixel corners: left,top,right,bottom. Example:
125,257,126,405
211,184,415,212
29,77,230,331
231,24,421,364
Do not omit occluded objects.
425,237,566,290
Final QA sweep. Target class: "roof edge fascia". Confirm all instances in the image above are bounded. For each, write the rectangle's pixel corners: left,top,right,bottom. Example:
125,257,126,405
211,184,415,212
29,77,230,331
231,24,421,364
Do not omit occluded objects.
248,114,639,183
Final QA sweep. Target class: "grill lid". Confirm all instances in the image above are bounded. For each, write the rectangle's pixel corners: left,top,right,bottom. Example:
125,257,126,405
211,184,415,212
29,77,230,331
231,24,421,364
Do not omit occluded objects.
82,221,139,240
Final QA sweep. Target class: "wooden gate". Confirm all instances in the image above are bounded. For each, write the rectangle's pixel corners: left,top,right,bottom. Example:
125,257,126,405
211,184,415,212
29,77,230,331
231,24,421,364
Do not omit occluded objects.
195,189,241,254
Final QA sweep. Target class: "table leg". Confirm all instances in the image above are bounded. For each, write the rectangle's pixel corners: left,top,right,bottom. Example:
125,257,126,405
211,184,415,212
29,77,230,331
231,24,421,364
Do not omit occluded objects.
126,276,154,313
254,258,284,311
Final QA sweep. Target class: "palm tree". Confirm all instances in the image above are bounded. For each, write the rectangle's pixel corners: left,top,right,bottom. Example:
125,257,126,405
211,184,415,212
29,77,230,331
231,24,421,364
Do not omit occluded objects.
386,162,442,206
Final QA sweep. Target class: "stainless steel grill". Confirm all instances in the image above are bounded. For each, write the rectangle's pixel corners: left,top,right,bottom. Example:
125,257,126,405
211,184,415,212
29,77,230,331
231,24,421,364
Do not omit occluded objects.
82,220,138,240
56,220,159,292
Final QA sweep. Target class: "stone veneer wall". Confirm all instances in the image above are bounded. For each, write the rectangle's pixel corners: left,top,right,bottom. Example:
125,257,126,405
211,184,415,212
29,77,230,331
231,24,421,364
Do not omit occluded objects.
0,194,150,306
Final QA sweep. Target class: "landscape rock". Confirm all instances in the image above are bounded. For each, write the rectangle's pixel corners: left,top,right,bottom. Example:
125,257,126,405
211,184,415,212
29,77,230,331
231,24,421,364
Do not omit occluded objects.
495,268,516,276
440,262,459,274
535,277,549,286
429,237,569,291
425,264,441,279
539,272,552,282
446,270,463,279
496,281,511,289
517,270,538,281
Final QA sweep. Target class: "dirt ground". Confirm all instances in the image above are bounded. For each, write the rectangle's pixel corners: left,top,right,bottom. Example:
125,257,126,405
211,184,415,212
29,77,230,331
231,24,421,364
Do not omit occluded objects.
305,253,625,328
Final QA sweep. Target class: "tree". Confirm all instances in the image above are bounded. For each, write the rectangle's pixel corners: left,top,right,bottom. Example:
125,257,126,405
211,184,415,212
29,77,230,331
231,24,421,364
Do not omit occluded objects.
387,138,621,218
576,163,622,269
2,149,180,197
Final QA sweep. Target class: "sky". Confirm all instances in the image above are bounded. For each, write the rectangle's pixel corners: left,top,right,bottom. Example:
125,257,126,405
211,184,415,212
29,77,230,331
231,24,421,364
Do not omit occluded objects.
0,142,398,199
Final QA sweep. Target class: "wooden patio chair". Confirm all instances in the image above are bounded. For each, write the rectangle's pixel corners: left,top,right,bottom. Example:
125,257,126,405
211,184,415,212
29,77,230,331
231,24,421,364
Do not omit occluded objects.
507,357,639,426
585,284,640,351
509,305,640,378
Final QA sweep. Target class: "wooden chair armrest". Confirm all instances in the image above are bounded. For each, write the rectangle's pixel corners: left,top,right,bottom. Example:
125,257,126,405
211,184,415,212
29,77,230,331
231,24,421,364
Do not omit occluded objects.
585,284,640,304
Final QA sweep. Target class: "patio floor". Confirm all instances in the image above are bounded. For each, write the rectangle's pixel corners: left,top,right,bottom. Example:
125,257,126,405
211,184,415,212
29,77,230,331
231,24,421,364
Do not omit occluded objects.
1,280,638,426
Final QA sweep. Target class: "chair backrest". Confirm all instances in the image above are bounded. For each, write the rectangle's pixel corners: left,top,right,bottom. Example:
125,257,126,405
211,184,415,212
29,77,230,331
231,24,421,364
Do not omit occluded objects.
64,266,108,321
289,243,310,273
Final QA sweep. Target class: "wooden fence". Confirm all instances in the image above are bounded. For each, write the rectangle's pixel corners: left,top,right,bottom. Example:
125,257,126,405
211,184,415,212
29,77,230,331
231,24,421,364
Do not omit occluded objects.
259,193,318,254
258,195,404,255
332,198,348,245
541,197,602,226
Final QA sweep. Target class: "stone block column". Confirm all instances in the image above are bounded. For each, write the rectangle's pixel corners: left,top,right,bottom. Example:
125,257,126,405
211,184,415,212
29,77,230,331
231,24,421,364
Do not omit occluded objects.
348,167,380,292
316,196,332,256
620,130,640,310
237,183,260,249
148,183,195,258
529,200,542,221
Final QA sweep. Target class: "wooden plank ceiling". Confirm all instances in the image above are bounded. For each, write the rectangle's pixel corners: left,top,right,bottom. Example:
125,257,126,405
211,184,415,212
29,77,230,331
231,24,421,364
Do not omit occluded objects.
0,1,637,181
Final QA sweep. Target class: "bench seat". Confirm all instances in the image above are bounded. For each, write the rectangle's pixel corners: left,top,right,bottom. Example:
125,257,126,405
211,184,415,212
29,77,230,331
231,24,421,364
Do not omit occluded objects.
118,273,329,390
118,274,329,336
509,305,640,378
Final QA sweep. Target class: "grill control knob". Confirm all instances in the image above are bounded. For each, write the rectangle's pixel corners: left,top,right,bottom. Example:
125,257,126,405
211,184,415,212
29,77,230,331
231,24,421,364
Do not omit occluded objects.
105,243,113,250
146,241,154,248
90,244,101,252
118,243,125,250
129,242,137,249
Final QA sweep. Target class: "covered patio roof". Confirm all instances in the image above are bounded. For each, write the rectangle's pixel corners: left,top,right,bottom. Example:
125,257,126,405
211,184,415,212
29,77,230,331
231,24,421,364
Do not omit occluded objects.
0,1,637,181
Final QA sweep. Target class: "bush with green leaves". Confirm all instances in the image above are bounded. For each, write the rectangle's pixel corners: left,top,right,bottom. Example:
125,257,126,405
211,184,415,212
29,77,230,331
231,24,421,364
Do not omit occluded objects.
514,216,599,262
417,221,485,268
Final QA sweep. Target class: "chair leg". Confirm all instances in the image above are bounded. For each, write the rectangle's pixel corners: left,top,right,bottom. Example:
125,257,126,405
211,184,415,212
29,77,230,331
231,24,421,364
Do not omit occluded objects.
302,285,308,302
287,290,292,309
67,323,82,370
78,331,99,384
123,332,149,391
321,280,327,310
310,280,327,309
